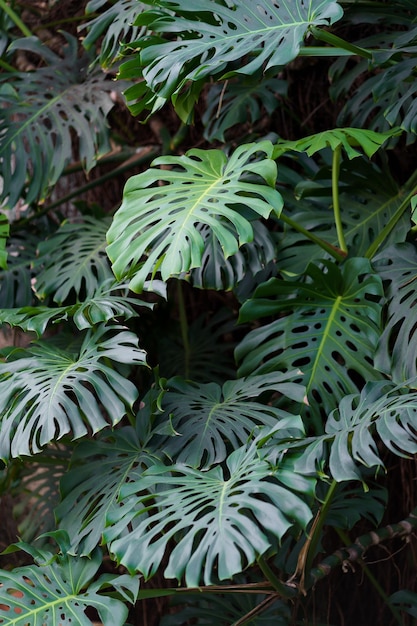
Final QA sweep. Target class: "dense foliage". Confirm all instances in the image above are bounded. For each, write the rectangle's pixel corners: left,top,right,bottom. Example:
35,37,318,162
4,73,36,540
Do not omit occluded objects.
0,0,417,624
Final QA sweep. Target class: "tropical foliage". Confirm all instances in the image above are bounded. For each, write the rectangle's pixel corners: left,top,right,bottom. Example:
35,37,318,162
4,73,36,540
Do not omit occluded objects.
0,1,417,625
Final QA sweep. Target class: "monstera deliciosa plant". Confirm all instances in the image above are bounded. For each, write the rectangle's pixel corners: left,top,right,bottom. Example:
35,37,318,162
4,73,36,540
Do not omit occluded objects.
0,0,417,624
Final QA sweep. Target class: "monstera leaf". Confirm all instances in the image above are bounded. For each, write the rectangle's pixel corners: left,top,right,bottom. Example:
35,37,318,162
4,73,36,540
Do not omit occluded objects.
34,217,114,304
202,75,287,142
0,542,138,626
186,220,276,291
0,35,118,207
374,243,417,382
0,324,147,459
123,0,343,116
236,258,383,430
107,141,283,292
105,439,313,586
157,372,305,469
0,233,38,308
289,381,417,482
82,0,147,66
56,427,158,555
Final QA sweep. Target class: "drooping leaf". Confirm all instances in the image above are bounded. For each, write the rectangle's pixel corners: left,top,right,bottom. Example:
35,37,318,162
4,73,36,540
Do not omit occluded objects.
186,220,276,291
106,141,283,292
0,545,137,626
0,35,119,208
290,381,417,481
0,324,147,459
82,0,147,67
374,243,417,382
56,427,158,555
126,0,343,117
273,127,400,160
157,372,306,469
105,439,312,586
34,217,114,304
236,258,383,430
202,75,287,142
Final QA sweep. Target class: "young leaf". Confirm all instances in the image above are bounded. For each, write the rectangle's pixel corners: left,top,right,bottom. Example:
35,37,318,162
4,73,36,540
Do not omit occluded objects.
105,441,312,586
0,546,136,626
273,127,400,160
236,258,384,429
0,35,118,207
0,325,147,459
106,141,283,292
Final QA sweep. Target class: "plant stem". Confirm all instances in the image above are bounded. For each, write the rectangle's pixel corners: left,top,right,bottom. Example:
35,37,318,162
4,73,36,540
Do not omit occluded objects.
332,144,348,254
364,168,417,258
176,280,191,380
309,26,373,60
336,528,404,625
257,555,294,598
279,213,347,262
0,0,33,37
0,57,16,72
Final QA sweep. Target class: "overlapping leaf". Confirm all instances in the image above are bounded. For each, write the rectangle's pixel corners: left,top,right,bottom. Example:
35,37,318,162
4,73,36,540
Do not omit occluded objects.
290,381,417,481
34,217,114,304
0,545,138,626
105,440,312,586
106,141,283,292
157,372,305,468
56,427,158,554
202,75,287,142
0,324,147,459
82,0,147,66
374,243,417,382
129,0,343,106
0,35,118,207
236,258,383,429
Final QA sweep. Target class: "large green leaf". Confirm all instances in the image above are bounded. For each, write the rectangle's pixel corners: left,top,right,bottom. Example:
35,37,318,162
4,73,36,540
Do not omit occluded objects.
56,427,158,555
34,217,114,304
0,324,147,459
374,243,417,382
106,141,283,292
127,0,343,112
289,381,417,482
82,0,147,67
236,258,383,430
157,372,305,469
0,544,138,626
105,439,312,586
0,35,118,207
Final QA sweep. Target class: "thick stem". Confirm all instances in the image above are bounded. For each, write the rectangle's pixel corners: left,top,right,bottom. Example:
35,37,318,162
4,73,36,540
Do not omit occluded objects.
332,145,348,254
279,213,347,262
176,281,191,380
